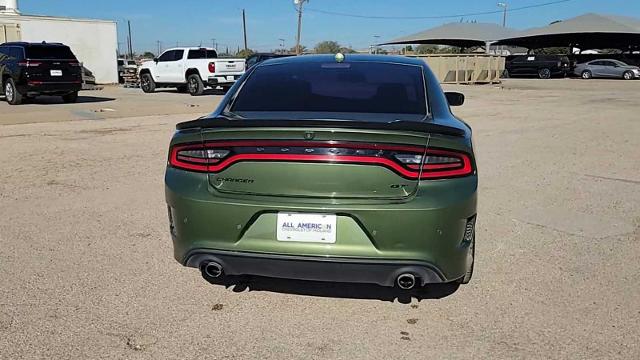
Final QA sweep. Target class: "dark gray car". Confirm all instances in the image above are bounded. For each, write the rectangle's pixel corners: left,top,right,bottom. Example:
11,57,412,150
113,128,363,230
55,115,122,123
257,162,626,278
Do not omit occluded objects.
574,59,640,80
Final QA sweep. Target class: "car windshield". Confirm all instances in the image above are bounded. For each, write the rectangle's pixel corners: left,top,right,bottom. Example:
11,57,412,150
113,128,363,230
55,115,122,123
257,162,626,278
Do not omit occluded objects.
26,45,76,60
231,61,427,121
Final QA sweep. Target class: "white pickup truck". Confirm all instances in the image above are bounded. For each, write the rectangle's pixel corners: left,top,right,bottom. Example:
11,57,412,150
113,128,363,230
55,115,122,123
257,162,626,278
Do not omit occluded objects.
139,47,245,96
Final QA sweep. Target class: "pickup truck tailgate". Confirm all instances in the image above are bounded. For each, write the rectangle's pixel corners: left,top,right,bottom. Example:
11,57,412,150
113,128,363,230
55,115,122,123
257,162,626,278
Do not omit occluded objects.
216,60,245,73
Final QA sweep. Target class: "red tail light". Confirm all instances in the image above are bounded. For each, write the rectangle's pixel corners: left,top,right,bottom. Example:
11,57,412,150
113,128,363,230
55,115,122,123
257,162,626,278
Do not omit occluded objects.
208,62,216,73
169,141,474,179
395,148,473,179
18,61,42,67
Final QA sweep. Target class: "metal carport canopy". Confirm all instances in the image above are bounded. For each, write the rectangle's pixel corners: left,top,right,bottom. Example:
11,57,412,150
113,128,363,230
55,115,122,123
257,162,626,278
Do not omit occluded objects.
380,22,521,48
494,13,640,49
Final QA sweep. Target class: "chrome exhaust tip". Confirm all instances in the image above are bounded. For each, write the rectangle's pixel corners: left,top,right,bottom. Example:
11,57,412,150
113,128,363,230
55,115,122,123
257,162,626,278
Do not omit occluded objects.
397,273,416,290
202,262,223,278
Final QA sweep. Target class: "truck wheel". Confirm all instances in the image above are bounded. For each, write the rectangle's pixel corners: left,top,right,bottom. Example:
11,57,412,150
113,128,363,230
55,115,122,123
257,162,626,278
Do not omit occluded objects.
140,73,156,93
623,71,634,80
581,70,592,79
4,78,23,105
538,68,551,79
62,91,79,103
187,74,204,96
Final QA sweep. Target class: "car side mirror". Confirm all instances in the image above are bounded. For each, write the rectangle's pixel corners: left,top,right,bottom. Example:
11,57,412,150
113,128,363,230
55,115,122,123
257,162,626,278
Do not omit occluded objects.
154,58,159,63
445,92,465,106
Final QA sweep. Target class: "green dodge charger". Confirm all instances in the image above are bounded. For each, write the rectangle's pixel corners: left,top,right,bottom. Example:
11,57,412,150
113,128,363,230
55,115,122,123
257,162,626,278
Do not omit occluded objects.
165,54,477,290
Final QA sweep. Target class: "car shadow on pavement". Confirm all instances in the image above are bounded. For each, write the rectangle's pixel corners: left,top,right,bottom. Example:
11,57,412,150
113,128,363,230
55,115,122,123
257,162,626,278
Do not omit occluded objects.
20,96,116,105
204,275,460,303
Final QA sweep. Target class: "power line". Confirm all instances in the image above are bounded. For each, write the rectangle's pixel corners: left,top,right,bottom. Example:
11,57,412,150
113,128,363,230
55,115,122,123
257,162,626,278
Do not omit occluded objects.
303,0,574,20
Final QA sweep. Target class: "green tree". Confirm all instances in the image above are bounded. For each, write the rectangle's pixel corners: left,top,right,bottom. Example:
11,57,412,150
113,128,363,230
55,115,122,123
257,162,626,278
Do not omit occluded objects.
339,46,356,54
314,41,341,54
141,51,156,59
235,49,255,58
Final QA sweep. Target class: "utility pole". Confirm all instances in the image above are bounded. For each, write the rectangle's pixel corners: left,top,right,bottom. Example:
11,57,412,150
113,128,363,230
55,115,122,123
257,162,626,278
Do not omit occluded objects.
294,0,308,55
156,40,162,56
373,35,380,54
497,2,508,27
211,38,216,50
279,38,285,54
127,20,133,59
242,9,248,53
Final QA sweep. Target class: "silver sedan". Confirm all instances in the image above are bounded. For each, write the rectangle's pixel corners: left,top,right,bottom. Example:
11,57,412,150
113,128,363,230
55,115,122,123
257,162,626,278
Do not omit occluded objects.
574,59,640,80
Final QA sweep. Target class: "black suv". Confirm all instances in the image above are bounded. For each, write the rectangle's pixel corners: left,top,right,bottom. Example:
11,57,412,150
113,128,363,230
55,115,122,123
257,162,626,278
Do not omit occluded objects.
505,54,571,79
0,42,82,105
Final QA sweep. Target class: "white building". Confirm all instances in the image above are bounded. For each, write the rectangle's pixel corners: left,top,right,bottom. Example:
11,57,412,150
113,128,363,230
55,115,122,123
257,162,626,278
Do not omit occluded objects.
0,0,118,84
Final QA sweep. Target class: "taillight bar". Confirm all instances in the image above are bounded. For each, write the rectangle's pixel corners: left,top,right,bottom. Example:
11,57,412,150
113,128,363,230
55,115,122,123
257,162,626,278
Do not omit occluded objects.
169,141,474,180
208,62,216,73
18,61,42,67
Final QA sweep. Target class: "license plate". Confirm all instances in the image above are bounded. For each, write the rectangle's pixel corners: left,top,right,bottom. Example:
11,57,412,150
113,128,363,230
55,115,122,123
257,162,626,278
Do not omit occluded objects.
226,76,235,81
50,70,63,76
277,213,337,243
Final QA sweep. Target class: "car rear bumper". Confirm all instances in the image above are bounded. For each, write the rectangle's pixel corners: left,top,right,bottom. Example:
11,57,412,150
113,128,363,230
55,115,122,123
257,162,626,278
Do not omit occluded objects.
166,169,477,282
206,74,242,86
18,82,82,96
184,249,446,286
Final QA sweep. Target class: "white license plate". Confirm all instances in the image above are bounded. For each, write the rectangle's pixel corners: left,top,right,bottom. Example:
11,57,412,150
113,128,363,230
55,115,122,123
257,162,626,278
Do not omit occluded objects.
226,76,235,81
277,213,337,243
50,70,63,77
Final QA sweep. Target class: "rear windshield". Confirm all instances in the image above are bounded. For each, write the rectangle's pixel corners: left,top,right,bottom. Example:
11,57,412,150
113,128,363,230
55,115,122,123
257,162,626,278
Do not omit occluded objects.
232,62,427,116
26,45,76,60
188,49,218,59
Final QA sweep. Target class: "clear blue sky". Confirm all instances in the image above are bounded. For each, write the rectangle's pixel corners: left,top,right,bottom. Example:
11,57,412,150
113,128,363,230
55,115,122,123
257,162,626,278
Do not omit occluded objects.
18,0,640,53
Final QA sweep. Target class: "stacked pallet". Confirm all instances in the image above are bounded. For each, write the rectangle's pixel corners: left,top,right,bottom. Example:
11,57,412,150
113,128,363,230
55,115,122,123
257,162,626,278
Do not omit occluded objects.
122,66,140,88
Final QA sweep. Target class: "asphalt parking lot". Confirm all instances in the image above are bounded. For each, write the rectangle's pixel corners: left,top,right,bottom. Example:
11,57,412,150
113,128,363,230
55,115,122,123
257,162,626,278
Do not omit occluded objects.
0,79,638,359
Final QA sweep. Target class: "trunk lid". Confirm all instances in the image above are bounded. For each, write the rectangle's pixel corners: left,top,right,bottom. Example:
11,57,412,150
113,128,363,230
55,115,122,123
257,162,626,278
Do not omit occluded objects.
26,59,82,83
200,127,428,199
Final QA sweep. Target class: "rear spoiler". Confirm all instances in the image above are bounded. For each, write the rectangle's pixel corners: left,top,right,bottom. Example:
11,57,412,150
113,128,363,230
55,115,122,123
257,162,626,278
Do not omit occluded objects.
176,117,466,137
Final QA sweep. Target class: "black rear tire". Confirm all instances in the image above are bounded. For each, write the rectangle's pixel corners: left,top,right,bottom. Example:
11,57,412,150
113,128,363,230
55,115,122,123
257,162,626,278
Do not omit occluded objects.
188,74,205,96
538,68,551,79
62,91,79,103
4,78,23,105
140,73,156,93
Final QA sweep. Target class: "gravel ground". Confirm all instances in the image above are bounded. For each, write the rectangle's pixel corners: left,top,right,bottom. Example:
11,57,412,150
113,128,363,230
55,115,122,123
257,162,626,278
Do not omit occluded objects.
0,79,638,359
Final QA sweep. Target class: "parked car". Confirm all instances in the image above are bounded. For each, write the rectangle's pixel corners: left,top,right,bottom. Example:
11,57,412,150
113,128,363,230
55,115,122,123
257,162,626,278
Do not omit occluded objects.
0,42,82,105
574,59,640,80
117,58,137,83
505,54,570,79
139,47,245,96
165,55,477,290
246,53,293,69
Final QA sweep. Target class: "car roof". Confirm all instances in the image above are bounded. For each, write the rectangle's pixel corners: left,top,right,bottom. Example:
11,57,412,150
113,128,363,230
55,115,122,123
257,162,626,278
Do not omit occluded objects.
1,41,67,47
257,54,426,67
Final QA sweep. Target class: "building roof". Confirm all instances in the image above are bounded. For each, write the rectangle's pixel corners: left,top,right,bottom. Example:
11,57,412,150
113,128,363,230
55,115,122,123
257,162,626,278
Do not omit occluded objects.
494,13,640,49
381,22,521,48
